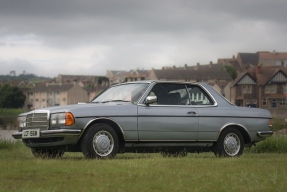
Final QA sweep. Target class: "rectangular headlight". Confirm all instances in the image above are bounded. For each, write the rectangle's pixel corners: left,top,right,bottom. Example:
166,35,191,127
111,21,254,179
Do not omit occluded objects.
18,116,26,129
50,113,66,127
50,112,75,127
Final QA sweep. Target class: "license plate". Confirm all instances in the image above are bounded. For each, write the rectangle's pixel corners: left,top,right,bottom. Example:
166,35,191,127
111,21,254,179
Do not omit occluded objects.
22,129,40,138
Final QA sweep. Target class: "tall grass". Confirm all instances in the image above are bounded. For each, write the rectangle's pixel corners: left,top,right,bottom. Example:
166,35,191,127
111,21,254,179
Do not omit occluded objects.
271,118,286,132
0,138,21,150
246,135,287,153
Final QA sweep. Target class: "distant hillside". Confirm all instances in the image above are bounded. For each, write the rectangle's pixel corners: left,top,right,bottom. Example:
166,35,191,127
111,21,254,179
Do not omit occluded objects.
0,74,51,82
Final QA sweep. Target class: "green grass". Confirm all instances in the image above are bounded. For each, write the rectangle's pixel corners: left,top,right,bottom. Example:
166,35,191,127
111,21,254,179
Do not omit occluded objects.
0,108,27,117
0,108,28,129
1,138,287,192
271,118,286,132
246,135,287,153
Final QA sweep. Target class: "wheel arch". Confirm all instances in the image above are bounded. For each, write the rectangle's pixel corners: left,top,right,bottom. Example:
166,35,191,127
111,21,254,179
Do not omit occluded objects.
217,123,251,144
81,118,125,144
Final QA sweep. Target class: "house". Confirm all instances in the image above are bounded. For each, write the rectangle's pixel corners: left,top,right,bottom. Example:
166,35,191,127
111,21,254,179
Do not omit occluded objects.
124,70,150,82
231,65,287,109
106,70,130,85
236,51,287,69
106,70,150,85
147,63,233,100
27,83,88,109
55,74,110,101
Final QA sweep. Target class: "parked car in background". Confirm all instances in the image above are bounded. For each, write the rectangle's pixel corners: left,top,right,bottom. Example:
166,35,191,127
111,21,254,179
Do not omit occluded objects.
12,81,273,158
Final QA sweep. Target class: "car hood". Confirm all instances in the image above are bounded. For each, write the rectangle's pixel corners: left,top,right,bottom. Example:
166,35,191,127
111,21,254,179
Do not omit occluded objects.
21,102,136,117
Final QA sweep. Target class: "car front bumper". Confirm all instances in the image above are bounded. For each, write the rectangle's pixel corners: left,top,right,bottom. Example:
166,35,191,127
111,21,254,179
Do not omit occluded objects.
12,129,82,148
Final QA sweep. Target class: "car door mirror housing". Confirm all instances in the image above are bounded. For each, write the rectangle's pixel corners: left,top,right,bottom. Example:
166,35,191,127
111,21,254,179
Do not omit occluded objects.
145,96,157,105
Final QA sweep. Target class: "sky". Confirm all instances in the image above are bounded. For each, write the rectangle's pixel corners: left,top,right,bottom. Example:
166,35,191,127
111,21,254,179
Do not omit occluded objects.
0,0,286,78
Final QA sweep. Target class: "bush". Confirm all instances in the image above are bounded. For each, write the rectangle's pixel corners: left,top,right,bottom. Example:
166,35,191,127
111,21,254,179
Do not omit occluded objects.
271,118,286,132
246,135,287,153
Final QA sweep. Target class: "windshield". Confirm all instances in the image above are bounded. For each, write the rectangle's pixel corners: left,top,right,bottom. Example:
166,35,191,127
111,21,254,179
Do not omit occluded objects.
92,83,150,103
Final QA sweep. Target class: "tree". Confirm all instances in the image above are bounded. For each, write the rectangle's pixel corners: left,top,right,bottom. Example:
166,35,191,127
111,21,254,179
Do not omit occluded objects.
9,70,16,76
0,84,26,108
222,64,237,80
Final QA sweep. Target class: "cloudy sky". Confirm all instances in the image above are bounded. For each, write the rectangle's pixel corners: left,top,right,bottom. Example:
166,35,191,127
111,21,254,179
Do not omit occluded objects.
0,0,286,77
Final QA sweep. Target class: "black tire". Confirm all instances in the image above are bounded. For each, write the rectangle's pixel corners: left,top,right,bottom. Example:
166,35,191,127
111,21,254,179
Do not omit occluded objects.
81,123,119,159
31,148,64,159
214,128,244,157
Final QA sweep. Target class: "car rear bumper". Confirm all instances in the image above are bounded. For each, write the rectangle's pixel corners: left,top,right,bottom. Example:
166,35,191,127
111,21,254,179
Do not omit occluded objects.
257,131,273,138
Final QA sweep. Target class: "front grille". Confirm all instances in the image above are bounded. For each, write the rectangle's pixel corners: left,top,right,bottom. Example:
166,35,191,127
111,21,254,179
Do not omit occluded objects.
26,113,48,129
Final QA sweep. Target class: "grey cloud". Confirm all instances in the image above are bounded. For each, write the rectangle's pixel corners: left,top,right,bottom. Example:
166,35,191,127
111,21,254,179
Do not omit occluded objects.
0,0,286,77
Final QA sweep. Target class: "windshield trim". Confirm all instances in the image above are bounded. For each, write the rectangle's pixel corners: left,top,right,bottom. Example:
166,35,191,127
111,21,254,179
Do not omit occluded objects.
92,82,151,104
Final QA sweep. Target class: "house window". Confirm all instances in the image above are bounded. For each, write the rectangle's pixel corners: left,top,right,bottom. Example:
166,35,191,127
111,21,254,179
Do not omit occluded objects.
253,100,257,104
246,100,250,105
262,99,267,107
279,99,286,106
272,99,277,108
271,85,276,93
265,85,270,93
242,85,252,94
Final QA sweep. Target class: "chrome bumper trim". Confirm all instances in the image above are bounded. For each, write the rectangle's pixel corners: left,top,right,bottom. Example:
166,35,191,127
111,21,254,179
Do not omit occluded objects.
12,129,82,139
257,131,273,138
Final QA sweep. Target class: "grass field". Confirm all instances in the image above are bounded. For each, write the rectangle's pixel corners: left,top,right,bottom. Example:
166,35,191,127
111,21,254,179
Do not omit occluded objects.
1,138,287,192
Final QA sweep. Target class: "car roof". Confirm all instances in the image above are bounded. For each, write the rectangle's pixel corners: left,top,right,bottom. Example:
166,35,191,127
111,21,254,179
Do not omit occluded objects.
116,80,203,85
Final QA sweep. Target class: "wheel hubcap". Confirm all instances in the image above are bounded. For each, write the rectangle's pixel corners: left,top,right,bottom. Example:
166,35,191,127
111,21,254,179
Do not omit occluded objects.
224,133,240,156
93,131,114,156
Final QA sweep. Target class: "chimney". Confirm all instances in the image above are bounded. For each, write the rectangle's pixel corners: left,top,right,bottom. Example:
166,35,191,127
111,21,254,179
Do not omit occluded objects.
273,50,276,55
209,61,213,67
233,55,235,59
257,64,261,74
194,63,200,70
245,64,250,70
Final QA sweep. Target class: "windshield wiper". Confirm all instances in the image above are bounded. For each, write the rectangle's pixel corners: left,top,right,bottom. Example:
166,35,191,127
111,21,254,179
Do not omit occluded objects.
101,100,130,103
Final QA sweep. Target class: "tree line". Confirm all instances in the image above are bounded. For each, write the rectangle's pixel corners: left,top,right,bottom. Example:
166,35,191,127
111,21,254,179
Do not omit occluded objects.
0,73,50,81
0,84,26,108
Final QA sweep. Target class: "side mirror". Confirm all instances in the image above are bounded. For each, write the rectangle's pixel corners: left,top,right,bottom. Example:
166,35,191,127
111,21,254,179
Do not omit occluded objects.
145,96,157,105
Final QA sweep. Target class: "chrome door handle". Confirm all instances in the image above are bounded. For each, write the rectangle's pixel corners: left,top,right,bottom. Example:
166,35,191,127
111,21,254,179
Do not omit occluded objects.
187,111,197,114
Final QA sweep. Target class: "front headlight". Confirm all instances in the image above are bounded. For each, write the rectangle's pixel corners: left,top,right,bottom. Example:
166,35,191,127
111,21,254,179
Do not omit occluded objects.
18,116,26,129
50,112,75,128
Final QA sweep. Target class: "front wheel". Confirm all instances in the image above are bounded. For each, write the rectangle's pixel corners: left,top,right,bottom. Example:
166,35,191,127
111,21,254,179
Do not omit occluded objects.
214,128,244,157
81,123,119,159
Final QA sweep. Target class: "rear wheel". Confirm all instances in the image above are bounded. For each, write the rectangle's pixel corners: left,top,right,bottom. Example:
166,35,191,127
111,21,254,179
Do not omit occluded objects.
31,148,64,158
81,123,119,159
214,128,244,157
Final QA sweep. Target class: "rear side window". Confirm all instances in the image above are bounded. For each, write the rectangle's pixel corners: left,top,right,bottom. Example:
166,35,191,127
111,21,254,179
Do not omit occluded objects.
148,83,189,105
186,85,214,105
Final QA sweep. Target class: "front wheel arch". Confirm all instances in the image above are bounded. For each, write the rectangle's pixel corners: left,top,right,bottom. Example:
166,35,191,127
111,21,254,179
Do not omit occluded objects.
81,118,125,145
